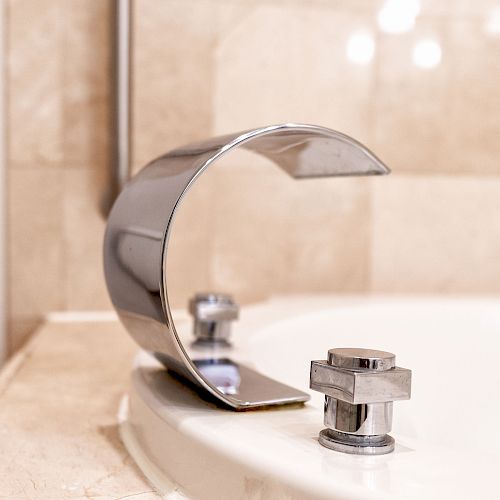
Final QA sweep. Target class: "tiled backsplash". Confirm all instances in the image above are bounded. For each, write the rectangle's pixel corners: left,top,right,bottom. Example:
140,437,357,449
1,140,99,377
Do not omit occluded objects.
6,0,500,353
7,0,112,351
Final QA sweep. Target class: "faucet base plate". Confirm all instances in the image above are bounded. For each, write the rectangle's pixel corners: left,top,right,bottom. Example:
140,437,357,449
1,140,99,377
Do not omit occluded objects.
318,428,395,455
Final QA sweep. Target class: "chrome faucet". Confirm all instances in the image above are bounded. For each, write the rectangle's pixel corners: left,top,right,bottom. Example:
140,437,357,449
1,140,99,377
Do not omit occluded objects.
103,123,390,410
189,293,239,347
310,348,411,454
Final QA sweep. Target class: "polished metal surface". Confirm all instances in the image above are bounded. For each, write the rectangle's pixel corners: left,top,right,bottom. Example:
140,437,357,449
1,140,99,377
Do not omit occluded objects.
103,123,390,410
310,360,411,403
103,0,131,215
310,347,411,454
327,347,395,371
318,429,395,455
324,398,393,435
189,293,239,346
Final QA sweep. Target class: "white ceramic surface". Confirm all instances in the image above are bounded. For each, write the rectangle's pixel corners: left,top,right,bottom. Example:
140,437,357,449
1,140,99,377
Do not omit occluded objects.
120,296,500,499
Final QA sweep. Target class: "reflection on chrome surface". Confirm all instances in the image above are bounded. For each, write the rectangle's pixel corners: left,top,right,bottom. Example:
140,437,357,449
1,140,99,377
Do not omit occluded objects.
194,359,241,395
104,123,389,409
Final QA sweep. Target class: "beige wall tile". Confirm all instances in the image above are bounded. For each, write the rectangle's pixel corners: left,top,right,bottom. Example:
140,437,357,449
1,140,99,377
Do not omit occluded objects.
132,0,216,171
373,12,500,176
372,15,450,174
454,0,500,16
62,169,112,310
61,0,111,170
8,169,65,318
205,151,371,303
371,175,500,293
286,175,371,293
210,153,294,304
214,4,376,145
6,0,114,352
414,1,497,16
6,0,63,168
443,18,500,175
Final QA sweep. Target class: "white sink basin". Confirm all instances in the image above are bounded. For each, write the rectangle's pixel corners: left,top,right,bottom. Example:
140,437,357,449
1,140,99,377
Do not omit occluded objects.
120,296,500,499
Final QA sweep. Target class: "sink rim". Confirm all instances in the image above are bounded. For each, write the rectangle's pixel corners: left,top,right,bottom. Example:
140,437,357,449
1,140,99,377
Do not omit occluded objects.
120,295,500,500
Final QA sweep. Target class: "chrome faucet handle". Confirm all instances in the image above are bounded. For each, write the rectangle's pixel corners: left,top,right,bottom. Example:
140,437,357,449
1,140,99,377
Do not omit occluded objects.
189,293,239,345
310,348,411,455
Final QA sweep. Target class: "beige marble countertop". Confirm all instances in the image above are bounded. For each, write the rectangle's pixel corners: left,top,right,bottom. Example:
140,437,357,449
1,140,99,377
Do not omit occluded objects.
0,320,161,500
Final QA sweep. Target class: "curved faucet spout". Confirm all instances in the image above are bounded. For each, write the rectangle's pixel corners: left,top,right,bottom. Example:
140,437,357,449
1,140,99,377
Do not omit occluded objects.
240,123,390,178
166,123,389,180
103,123,390,410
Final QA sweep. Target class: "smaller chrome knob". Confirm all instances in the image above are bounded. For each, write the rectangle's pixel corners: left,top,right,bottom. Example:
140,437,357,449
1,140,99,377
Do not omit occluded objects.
310,347,411,455
328,347,395,371
189,293,239,346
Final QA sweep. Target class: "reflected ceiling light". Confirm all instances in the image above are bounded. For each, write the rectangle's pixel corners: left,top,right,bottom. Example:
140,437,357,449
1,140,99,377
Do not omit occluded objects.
377,0,421,34
485,7,500,35
412,39,442,69
346,31,375,65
